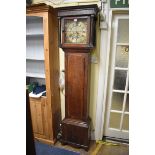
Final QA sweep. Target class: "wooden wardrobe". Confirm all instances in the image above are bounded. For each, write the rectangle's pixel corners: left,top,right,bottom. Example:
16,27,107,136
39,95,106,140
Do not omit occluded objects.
26,4,61,144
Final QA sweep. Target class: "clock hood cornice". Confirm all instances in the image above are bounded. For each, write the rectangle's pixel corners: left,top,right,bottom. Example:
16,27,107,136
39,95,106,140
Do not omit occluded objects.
57,4,99,17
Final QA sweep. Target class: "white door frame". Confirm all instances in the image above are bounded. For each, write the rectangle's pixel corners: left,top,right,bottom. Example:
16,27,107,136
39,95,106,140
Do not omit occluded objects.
104,13,129,139
95,8,129,140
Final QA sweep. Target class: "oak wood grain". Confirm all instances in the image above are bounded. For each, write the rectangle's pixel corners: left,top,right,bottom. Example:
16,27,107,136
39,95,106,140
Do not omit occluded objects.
58,5,98,150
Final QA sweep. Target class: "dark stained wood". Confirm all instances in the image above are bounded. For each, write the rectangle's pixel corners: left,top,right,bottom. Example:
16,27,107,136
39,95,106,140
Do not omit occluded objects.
57,4,99,17
61,16,91,49
58,5,98,150
65,51,90,121
61,118,91,151
62,50,91,150
57,5,98,49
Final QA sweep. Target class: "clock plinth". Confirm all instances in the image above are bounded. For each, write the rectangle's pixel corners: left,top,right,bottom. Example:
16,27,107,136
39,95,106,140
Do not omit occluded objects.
58,5,98,150
61,118,91,150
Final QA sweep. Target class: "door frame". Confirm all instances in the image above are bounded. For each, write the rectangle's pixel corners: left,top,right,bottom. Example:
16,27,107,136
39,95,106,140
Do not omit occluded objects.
104,13,129,139
95,8,129,140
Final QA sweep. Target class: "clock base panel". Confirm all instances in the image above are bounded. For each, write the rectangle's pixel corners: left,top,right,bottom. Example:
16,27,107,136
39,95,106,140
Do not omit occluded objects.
61,118,91,151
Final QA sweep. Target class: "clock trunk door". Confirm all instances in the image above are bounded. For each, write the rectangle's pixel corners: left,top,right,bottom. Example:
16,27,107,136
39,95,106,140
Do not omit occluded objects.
65,52,90,121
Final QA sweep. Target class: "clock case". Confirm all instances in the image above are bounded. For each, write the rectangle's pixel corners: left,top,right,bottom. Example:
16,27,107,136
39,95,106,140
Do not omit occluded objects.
57,5,98,150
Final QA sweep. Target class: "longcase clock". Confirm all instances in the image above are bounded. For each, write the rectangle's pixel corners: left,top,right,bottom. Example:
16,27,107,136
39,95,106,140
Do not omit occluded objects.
58,5,98,150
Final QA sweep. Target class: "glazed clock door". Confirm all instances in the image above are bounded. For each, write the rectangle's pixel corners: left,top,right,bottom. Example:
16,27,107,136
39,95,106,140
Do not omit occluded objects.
61,17,90,48
64,18,88,44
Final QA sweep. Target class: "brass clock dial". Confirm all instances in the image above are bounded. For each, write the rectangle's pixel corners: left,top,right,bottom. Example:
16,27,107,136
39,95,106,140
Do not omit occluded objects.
64,18,87,44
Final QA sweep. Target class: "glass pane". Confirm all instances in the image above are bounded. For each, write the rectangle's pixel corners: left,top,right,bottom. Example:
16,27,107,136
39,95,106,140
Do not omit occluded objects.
26,35,44,60
26,16,43,35
109,112,121,129
125,94,129,112
117,19,129,43
26,60,45,76
115,45,129,68
111,92,124,111
114,70,127,90
64,18,88,44
122,114,129,130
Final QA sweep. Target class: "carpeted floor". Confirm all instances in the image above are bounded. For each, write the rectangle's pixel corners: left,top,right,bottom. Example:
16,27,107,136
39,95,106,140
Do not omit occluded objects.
35,141,80,155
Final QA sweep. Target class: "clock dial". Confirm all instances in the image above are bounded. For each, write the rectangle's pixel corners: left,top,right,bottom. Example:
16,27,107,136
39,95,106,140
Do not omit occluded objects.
64,18,88,44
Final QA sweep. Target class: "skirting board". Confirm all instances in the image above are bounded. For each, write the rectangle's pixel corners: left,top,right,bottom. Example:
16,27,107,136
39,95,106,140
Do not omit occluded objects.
102,136,129,144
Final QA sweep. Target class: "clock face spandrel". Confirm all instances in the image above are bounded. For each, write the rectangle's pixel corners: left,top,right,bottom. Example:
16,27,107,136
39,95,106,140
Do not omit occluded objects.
64,18,88,44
